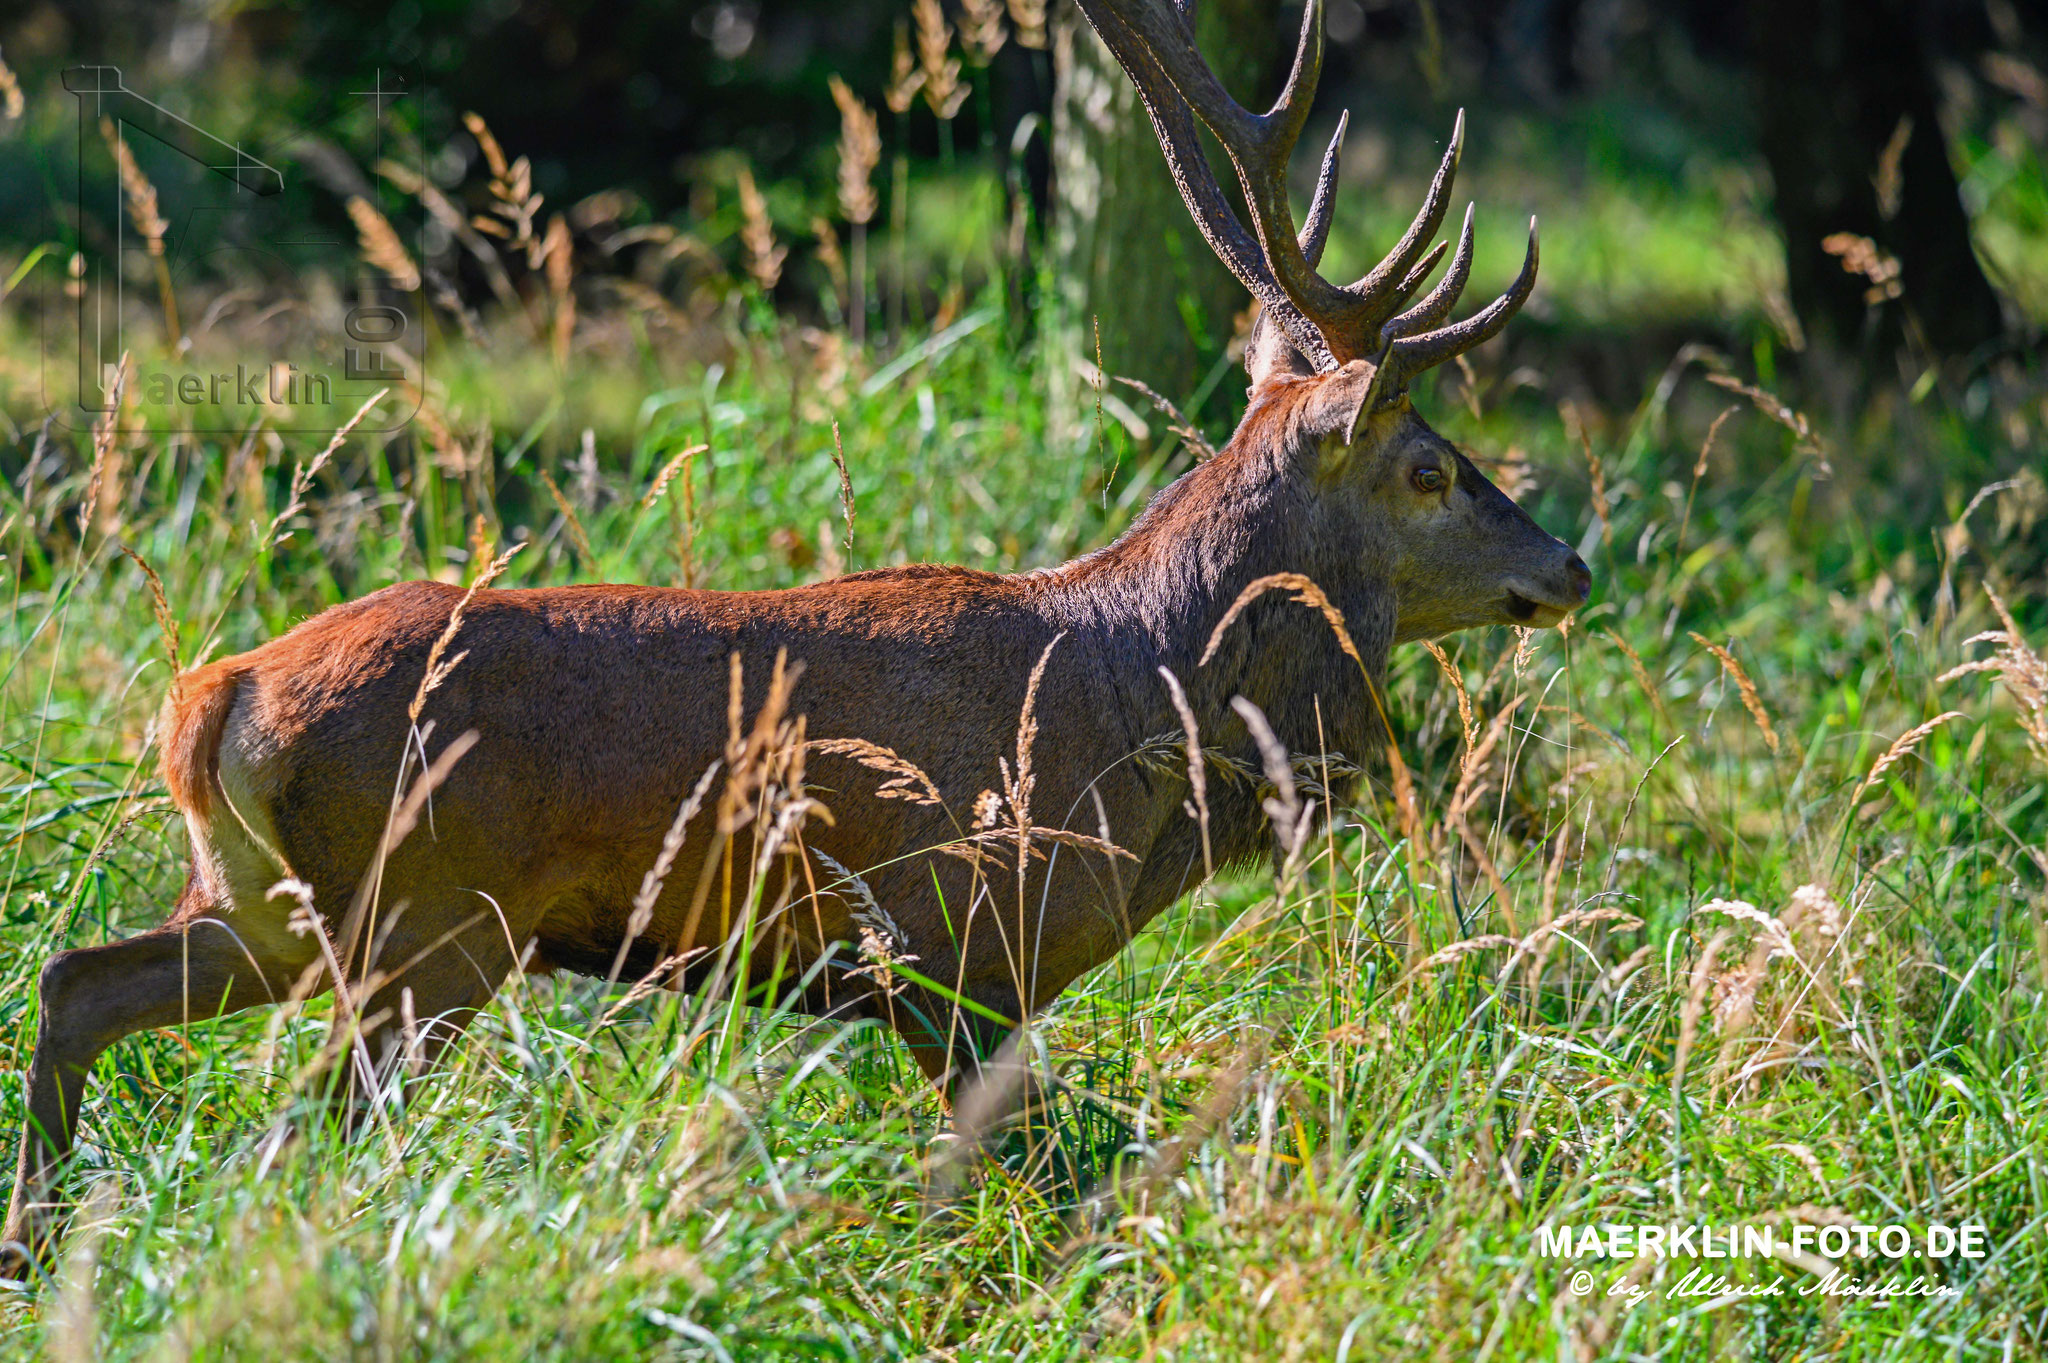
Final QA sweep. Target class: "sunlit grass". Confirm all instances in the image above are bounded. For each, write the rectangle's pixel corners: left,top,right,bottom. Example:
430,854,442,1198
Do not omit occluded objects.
0,276,2042,1359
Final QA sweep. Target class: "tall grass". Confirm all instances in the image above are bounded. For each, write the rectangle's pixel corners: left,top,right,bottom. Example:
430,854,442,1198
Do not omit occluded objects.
0,287,2041,1355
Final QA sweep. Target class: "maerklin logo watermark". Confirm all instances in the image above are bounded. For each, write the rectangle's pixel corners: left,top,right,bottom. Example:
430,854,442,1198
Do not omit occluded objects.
1540,1221,1986,1309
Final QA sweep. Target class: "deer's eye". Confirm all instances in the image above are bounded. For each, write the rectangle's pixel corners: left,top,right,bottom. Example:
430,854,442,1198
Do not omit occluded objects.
1412,466,1446,494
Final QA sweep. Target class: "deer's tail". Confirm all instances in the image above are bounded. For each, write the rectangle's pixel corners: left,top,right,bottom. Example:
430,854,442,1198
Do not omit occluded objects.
158,661,246,826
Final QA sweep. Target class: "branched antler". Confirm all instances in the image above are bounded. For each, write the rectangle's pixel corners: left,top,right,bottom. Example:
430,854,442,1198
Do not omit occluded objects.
1074,0,1537,404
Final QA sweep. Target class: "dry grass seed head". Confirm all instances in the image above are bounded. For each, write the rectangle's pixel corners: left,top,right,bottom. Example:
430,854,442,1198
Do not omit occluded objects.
623,761,724,952
0,50,22,121
829,422,857,557
1705,372,1830,474
1688,632,1780,754
913,0,969,118
1229,696,1314,872
537,467,594,566
346,196,421,292
410,541,521,725
101,119,167,255
812,849,918,995
828,76,881,225
812,217,848,299
80,352,131,538
886,21,925,114
1695,404,1739,480
1007,0,1048,48
1605,628,1675,732
805,738,942,806
543,213,575,363
463,111,544,261
1113,376,1219,461
117,543,181,691
641,443,708,511
735,166,787,291
1848,711,1967,809
1561,402,1612,551
959,0,1008,64
1422,640,1477,775
1941,586,2047,762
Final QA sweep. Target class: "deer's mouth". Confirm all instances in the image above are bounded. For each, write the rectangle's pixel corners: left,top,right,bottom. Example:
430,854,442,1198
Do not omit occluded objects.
1502,589,1569,628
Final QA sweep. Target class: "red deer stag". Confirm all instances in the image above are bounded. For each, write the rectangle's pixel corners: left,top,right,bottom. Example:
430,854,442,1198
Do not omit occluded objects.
4,0,1588,1273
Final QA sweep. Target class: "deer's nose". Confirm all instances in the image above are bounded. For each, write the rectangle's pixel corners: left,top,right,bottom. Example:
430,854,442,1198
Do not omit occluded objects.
1564,553,1592,603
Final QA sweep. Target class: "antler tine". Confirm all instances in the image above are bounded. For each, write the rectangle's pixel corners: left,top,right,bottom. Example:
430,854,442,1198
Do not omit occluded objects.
1093,0,1387,365
1381,216,1538,386
1385,238,1450,316
1383,203,1476,340
1078,0,1338,369
1081,3,1533,381
1341,111,1465,325
1299,110,1347,267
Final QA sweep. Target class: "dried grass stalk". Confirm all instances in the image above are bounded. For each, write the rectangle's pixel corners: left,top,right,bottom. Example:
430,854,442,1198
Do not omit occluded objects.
1114,376,1219,461
1422,640,1476,774
101,118,167,254
116,543,181,691
464,111,544,262
1941,587,2048,766
813,216,849,303
830,422,857,557
1156,666,1213,878
1705,372,1829,473
642,443,709,511
1200,572,1362,669
410,542,521,725
100,119,180,340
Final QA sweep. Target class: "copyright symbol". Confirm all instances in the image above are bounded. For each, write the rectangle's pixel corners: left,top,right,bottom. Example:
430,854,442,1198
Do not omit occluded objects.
1569,1270,1594,1296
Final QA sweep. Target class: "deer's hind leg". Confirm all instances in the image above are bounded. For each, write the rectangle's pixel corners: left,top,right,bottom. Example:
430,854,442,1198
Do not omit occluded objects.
2,886,322,1280
312,887,532,1123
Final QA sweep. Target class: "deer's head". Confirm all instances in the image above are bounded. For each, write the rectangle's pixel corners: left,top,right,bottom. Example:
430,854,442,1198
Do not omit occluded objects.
1080,0,1590,642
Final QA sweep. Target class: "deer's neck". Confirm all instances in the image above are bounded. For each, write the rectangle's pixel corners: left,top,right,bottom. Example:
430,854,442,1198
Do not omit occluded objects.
1039,435,1396,767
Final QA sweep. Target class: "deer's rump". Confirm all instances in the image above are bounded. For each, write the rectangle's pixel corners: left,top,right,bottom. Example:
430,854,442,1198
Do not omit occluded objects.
166,575,1142,1006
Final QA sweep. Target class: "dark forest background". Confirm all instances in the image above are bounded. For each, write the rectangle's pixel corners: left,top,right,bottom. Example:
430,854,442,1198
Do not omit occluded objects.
1,0,2043,432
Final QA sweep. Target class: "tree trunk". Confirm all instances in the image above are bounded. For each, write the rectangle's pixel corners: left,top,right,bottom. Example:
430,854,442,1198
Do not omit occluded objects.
1751,0,2006,361
1047,0,1277,446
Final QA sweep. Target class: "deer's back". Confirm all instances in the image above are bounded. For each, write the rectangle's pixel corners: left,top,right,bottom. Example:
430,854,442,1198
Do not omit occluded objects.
177,572,1148,991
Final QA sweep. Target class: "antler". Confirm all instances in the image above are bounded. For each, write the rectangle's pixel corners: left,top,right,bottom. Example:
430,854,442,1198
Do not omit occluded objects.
1074,0,1538,402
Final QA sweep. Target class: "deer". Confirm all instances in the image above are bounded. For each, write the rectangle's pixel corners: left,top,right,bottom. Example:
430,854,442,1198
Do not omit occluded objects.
2,0,1589,1276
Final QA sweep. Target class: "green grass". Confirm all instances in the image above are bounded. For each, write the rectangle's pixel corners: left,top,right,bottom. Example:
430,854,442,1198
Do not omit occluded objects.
2,237,2046,1358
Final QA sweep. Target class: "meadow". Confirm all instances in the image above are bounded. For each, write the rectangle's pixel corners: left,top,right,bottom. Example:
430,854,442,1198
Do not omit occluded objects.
1,68,2047,1360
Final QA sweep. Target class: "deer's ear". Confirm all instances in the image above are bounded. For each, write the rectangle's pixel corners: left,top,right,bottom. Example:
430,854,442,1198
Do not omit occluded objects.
1303,361,1378,468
